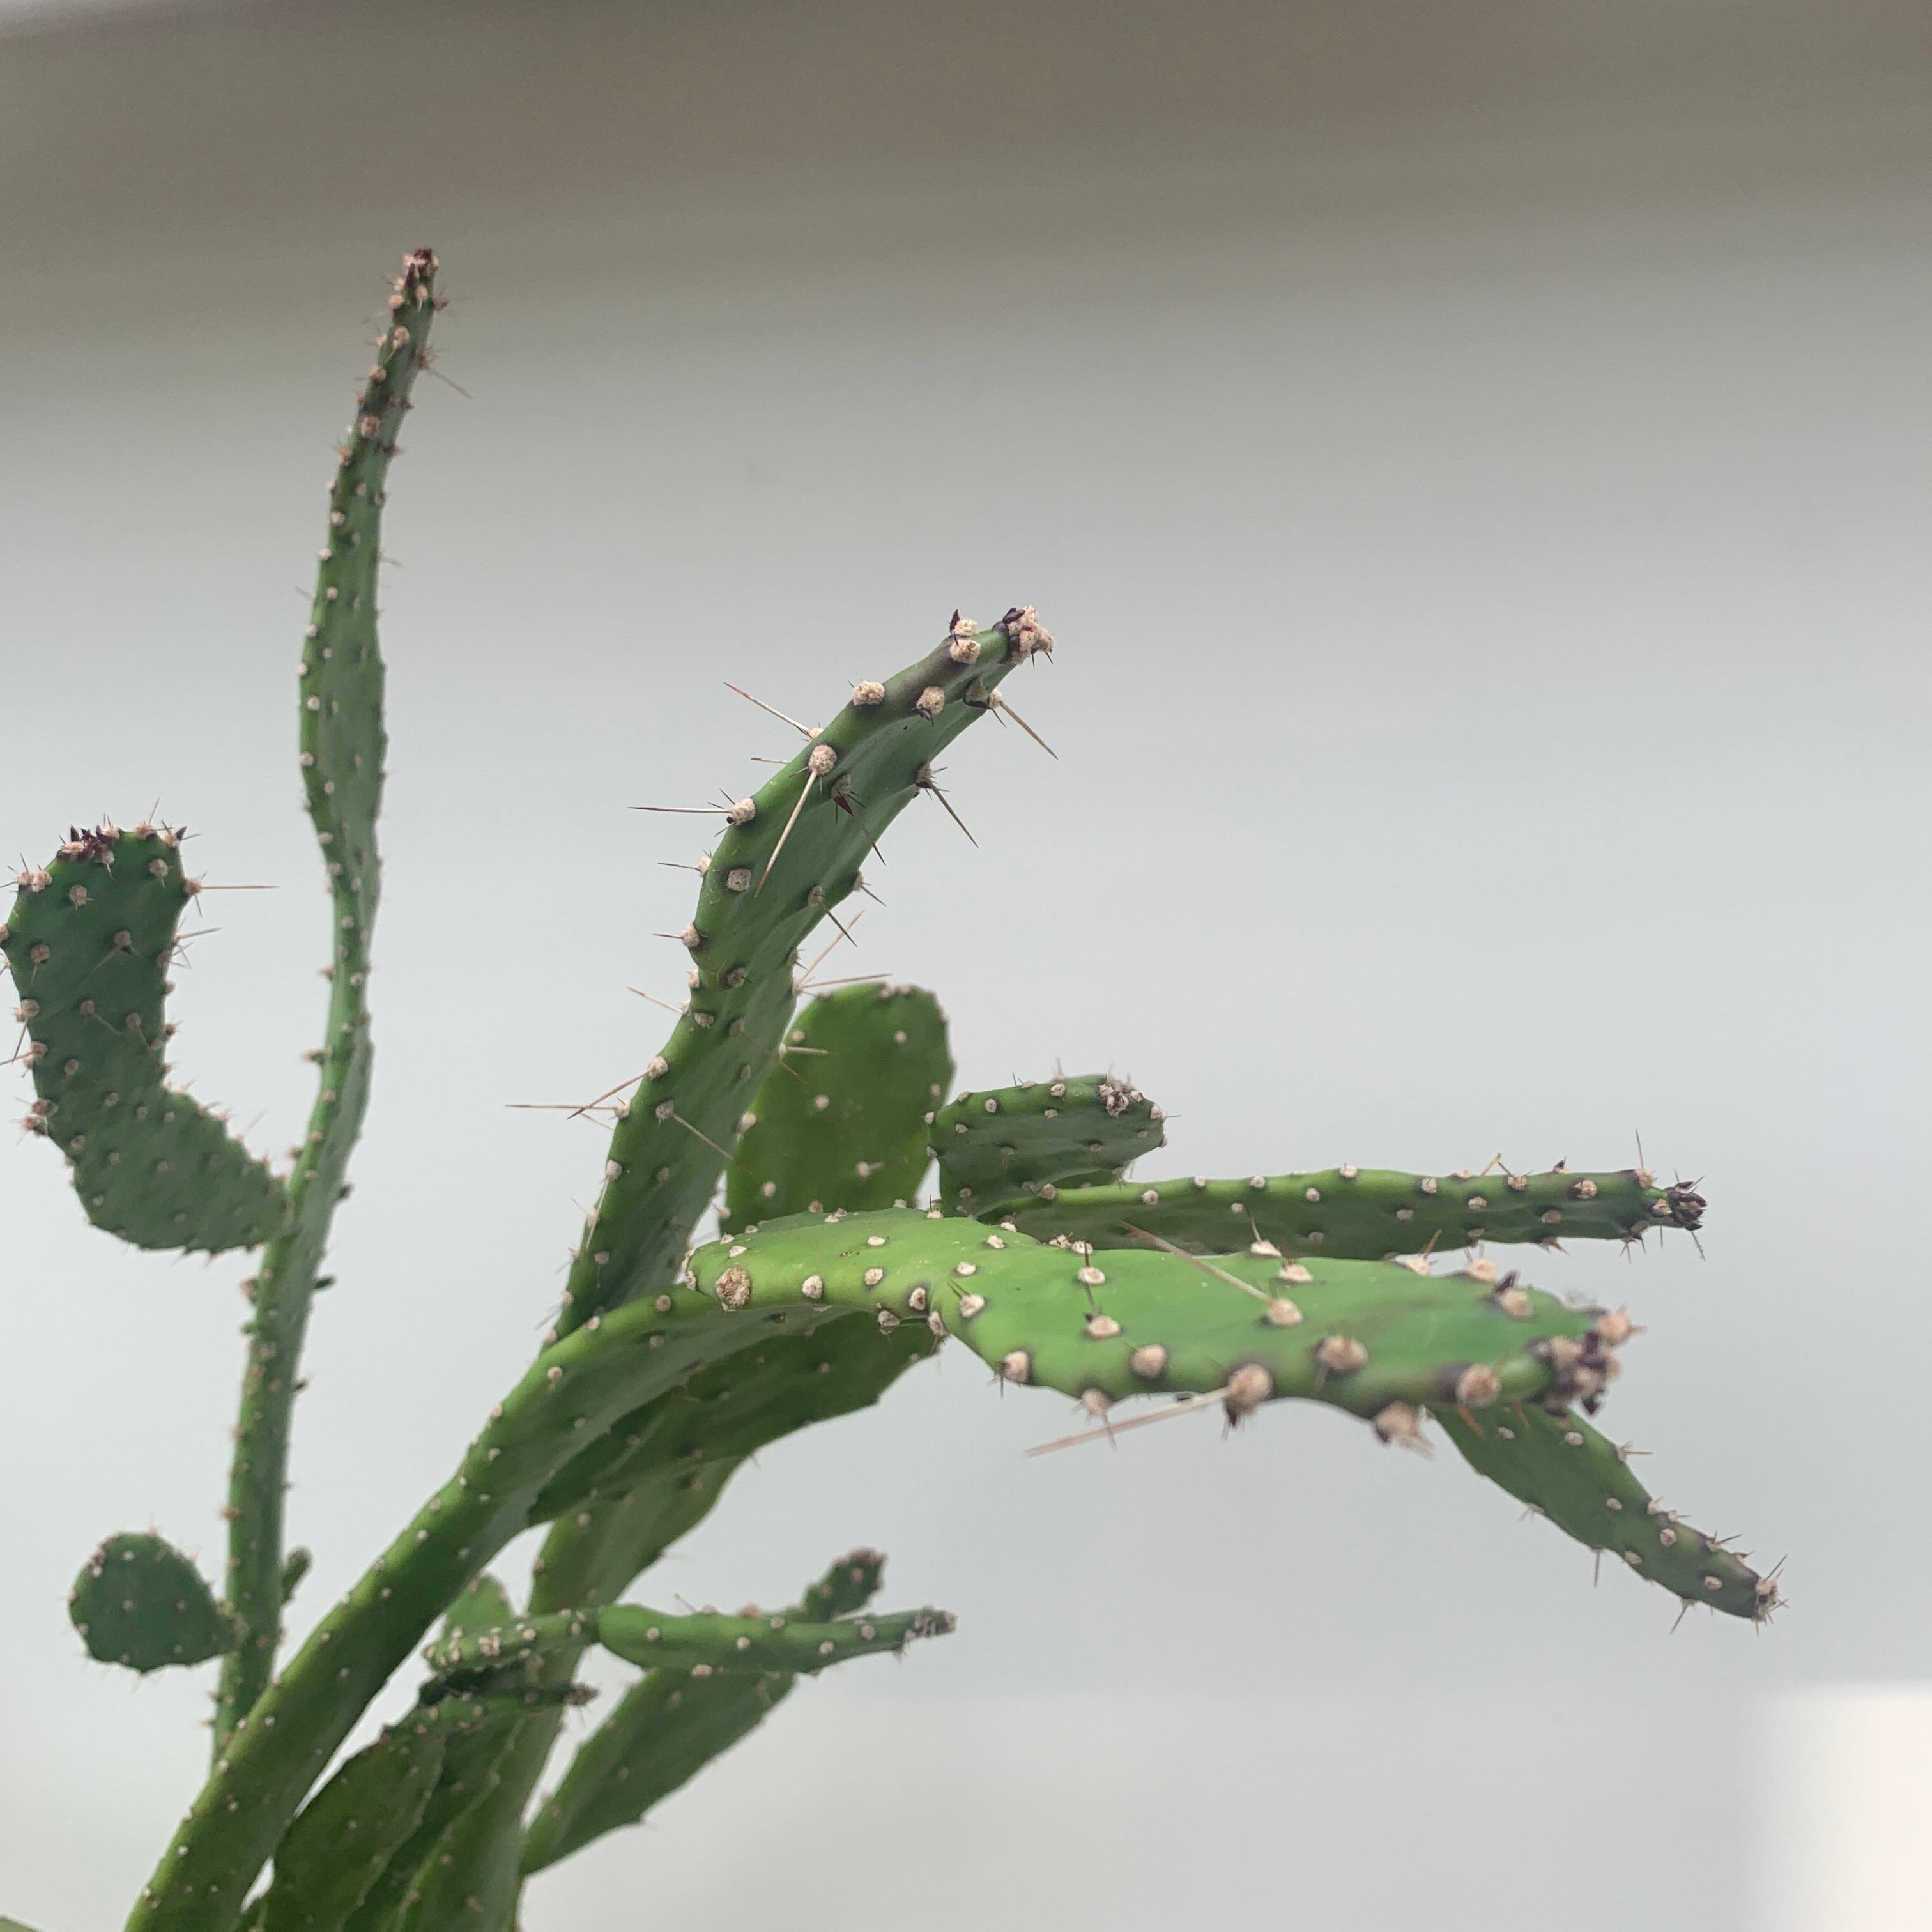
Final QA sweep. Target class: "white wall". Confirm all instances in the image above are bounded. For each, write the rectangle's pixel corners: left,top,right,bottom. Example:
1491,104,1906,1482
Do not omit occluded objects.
1,4,1928,1927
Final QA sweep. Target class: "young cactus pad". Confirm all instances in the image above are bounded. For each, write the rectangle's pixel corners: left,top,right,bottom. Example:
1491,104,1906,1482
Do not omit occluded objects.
721,981,952,1233
68,1532,237,1674
3,827,291,1253
931,1073,1165,1206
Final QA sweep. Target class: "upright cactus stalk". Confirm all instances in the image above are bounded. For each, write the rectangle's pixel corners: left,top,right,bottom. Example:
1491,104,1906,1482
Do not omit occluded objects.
0,250,1777,1932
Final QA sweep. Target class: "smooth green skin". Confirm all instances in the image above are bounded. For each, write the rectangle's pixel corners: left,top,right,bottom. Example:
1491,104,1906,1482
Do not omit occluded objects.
986,1165,1704,1259
690,1209,1600,1420
522,1550,887,1873
422,1601,949,1683
261,1713,447,1932
339,1703,529,1932
556,611,1046,1336
932,1074,1165,1206
1433,1400,1774,1620
68,1533,236,1675
3,830,291,1252
216,248,443,1756
722,981,953,1234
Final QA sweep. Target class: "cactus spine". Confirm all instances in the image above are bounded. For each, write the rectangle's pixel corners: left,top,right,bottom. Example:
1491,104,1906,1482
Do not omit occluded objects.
0,252,1776,1932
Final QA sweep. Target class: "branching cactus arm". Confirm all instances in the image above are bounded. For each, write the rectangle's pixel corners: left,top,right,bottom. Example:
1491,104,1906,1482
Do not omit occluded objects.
394,983,954,1928
1433,1398,1774,1620
689,1209,1772,1618
519,1549,889,1874
555,611,1048,1337
215,247,444,1751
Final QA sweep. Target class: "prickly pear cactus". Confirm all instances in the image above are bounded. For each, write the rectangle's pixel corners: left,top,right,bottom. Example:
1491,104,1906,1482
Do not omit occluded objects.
0,249,1777,1932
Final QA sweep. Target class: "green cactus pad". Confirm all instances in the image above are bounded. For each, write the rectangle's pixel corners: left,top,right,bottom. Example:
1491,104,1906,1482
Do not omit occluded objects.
687,1208,1624,1426
424,1597,950,1687
523,1550,887,1873
1432,1399,1777,1621
558,606,1054,1333
932,1074,1165,1207
3,827,292,1253
68,1532,236,1674
985,1163,1703,1260
721,981,952,1234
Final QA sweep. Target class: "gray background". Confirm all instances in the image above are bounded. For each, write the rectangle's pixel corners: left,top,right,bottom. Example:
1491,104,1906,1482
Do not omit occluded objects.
1,3,1927,1927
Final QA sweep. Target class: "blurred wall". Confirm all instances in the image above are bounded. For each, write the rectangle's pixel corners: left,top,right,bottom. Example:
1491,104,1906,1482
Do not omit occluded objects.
1,4,1928,1928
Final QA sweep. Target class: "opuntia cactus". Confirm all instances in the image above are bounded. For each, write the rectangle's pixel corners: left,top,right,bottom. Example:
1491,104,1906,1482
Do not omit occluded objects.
1,249,1776,1932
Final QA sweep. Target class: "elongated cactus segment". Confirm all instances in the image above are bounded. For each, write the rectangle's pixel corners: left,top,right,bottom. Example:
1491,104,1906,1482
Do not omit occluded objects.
261,1712,447,1932
523,1549,886,1874
337,1706,530,1932
988,1164,1705,1259
214,249,443,1756
1432,1400,1777,1621
3,828,291,1252
558,607,1052,1335
722,981,951,1234
68,1533,236,1674
689,1209,1627,1427
425,1598,951,1687
932,1075,1164,1208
